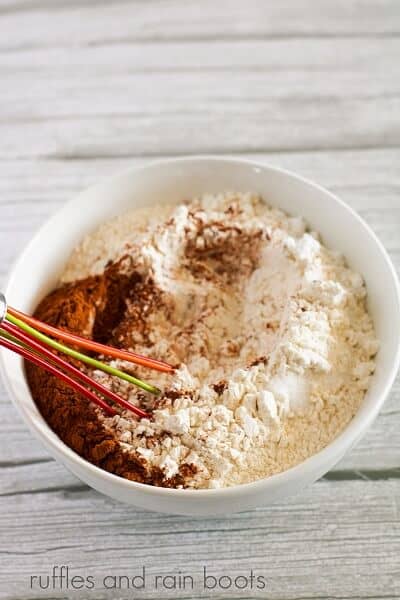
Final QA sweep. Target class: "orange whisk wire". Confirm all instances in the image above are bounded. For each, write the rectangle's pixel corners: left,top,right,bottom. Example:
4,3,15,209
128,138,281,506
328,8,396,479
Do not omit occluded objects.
7,306,175,374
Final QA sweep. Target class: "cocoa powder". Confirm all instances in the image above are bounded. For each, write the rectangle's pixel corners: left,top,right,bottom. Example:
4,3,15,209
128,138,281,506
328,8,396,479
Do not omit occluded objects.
25,259,193,487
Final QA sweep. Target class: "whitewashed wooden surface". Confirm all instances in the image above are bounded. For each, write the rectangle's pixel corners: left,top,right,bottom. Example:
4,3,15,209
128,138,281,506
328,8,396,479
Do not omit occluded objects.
0,2,400,599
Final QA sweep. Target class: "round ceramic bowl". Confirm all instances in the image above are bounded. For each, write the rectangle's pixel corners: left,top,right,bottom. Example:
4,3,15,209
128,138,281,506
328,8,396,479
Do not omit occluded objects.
1,157,399,516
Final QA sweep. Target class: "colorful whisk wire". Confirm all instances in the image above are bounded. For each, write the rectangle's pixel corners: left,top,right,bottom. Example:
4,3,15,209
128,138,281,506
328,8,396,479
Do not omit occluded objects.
0,293,174,419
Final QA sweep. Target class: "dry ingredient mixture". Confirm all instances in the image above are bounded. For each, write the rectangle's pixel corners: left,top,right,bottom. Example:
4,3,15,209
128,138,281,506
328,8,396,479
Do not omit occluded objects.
26,193,378,489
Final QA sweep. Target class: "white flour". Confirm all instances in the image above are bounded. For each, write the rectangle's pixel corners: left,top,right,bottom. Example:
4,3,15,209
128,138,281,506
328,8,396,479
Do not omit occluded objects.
62,192,378,488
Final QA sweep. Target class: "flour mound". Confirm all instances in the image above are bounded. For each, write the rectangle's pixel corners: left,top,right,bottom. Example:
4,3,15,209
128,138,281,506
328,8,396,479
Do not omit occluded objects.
62,192,378,489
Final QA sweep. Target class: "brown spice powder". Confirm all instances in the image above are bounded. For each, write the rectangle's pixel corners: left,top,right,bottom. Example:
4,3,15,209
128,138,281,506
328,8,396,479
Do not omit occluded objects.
25,259,195,488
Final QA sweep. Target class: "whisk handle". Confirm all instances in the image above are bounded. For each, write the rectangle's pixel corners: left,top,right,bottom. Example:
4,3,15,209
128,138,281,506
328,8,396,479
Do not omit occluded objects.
0,293,7,324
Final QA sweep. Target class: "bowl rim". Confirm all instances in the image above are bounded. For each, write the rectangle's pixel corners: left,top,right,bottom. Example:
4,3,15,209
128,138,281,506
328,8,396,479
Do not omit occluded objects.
2,155,400,500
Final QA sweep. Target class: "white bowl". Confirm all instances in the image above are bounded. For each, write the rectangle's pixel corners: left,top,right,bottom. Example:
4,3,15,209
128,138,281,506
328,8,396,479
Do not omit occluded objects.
1,157,399,516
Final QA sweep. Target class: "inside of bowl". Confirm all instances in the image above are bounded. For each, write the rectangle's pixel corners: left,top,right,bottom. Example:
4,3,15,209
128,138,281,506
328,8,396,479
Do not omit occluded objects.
3,158,399,473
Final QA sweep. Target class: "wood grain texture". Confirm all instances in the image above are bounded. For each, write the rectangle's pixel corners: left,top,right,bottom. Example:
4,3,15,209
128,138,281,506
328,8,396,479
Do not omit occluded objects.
1,36,400,158
1,0,400,42
0,480,400,599
0,0,399,598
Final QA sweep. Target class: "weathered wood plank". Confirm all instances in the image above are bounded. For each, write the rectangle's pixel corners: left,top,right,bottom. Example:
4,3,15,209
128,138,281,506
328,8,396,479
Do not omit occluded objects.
1,0,400,46
2,37,400,75
0,33,400,159
0,480,399,599
1,37,400,158
3,94,399,158
0,459,82,496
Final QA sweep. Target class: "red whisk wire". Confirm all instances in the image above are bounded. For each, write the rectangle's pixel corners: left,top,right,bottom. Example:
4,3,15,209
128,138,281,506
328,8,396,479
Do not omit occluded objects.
0,334,117,417
7,306,174,374
1,320,149,419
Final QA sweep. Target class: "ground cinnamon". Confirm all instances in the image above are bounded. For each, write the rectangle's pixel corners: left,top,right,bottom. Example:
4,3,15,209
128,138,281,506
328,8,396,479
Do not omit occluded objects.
25,259,191,487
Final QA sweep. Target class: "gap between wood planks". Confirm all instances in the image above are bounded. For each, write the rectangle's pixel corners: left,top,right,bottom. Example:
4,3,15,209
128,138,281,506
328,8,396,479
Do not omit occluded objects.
2,33,400,52
26,32,400,50
5,596,397,600
44,143,400,161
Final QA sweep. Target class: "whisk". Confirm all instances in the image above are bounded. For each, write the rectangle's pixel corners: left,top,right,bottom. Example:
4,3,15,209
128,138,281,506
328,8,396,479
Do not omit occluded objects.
0,293,174,419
